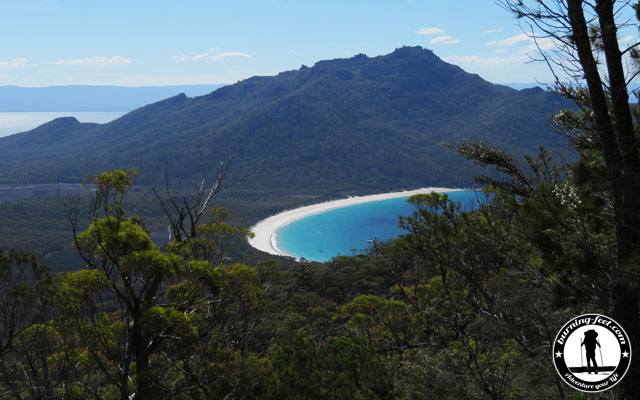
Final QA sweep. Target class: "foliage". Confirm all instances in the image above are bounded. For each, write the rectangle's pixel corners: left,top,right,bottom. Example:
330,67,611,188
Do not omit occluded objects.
51,170,270,399
270,332,392,400
0,139,633,400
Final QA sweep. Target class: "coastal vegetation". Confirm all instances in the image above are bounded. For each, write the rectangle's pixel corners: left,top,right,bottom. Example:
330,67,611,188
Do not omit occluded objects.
0,142,629,398
1,1,640,399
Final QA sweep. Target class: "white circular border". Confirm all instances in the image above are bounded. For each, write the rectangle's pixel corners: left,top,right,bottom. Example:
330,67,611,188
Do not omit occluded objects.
552,313,632,393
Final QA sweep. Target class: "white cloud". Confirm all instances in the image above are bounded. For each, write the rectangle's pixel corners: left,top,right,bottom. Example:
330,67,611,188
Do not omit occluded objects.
493,49,507,54
620,35,635,42
208,52,251,61
486,32,555,53
417,27,445,35
484,28,503,33
0,57,28,69
522,40,555,53
486,33,530,47
430,36,460,45
193,52,210,61
173,49,252,62
444,54,528,66
56,56,131,66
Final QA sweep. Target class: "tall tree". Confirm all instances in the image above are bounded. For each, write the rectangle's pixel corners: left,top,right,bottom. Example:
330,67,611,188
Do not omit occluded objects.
60,169,264,399
498,1,640,397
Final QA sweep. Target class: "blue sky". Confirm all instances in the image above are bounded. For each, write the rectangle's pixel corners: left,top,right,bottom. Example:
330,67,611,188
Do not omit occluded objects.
0,0,636,87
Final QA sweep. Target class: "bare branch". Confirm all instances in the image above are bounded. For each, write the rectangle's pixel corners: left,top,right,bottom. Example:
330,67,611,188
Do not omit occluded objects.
144,155,262,243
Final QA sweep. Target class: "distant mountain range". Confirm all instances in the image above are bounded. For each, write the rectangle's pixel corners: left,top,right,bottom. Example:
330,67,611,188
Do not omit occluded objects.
0,47,574,196
502,82,547,90
502,81,640,93
0,85,225,112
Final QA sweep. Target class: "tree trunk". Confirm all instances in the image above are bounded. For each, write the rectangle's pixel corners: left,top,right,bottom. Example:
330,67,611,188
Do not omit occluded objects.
567,1,640,398
132,320,154,400
594,2,640,398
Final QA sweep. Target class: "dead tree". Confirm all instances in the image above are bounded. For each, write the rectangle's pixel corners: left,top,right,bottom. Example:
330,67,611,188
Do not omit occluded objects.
146,156,259,243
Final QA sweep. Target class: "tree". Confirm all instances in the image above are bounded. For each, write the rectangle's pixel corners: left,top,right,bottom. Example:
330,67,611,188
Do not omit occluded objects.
61,170,183,399
495,1,640,397
60,169,264,399
0,248,63,399
391,191,570,399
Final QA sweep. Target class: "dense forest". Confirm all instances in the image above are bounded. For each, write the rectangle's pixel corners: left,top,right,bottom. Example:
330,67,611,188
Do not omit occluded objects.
2,0,640,399
0,157,579,399
0,141,628,399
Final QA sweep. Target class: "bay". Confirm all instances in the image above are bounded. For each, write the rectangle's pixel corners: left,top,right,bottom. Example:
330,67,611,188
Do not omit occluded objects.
275,190,483,262
0,111,128,138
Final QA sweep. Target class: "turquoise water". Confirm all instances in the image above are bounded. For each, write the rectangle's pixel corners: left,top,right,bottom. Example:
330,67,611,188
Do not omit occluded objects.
275,190,482,262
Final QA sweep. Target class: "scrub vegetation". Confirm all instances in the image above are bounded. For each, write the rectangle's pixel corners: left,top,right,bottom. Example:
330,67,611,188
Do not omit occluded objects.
1,1,640,399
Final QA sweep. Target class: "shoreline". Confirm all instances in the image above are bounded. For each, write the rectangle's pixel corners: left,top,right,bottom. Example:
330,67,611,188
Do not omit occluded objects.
247,187,463,260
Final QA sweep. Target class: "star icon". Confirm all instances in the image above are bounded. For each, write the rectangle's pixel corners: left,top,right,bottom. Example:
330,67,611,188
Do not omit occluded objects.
555,351,562,358
622,351,629,358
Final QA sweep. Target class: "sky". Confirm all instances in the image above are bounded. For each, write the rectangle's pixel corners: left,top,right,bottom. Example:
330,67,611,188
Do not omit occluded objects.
0,0,637,87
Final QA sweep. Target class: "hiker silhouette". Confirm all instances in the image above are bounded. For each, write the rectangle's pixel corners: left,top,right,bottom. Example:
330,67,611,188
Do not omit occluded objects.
582,330,601,374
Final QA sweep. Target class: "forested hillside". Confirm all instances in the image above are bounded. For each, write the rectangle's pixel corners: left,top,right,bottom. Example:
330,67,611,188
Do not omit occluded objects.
0,47,572,195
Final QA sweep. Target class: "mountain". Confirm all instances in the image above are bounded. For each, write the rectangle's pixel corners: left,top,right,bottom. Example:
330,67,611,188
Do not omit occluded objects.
0,47,573,196
0,84,225,112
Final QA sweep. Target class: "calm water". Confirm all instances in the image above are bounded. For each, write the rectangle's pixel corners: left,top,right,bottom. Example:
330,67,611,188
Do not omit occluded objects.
275,190,483,262
0,111,127,138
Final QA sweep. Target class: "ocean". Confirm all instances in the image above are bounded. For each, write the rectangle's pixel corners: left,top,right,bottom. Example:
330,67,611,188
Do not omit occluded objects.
274,190,483,262
0,111,127,138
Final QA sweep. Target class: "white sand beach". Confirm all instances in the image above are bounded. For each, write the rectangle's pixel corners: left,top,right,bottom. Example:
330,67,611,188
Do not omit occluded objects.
247,187,462,259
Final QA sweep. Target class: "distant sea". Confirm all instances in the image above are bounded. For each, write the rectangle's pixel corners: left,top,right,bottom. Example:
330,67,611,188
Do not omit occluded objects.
0,111,127,138
275,190,483,262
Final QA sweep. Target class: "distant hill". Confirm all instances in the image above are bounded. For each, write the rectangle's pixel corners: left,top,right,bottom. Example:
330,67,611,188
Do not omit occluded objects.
0,47,574,196
502,82,548,90
502,81,640,94
0,84,225,112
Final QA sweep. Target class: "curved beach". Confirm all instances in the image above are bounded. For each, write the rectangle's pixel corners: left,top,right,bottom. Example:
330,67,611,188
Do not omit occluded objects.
247,187,461,259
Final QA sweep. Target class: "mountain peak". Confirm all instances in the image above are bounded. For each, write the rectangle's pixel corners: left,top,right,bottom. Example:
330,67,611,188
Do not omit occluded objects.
388,46,436,57
44,116,80,126
31,117,90,138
